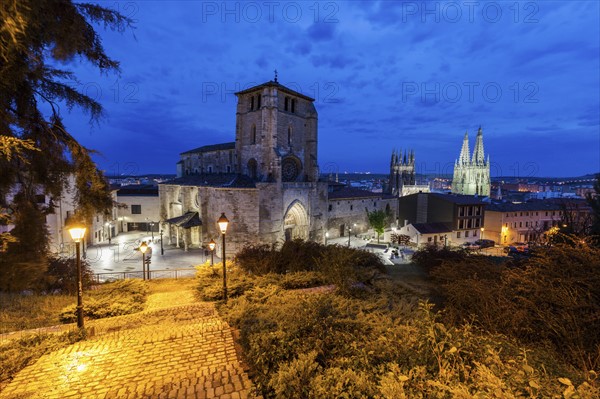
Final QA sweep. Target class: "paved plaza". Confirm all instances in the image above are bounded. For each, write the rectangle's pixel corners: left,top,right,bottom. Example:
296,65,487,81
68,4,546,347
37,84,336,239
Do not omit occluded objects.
0,285,260,399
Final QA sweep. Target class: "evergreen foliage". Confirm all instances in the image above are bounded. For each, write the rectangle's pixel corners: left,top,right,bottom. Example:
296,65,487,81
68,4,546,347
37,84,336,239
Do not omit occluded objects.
0,0,132,288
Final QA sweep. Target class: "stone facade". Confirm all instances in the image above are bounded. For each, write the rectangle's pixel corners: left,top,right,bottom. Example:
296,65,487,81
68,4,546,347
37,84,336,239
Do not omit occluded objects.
452,127,491,196
326,185,397,239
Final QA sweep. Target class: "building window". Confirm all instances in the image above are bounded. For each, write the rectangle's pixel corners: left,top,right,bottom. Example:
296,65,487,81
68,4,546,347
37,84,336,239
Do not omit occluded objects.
257,94,261,109
459,207,465,217
291,99,296,113
428,237,432,242
328,204,332,211
284,97,289,111
208,166,212,173
250,96,254,110
519,222,522,228
226,166,231,173
288,126,292,146
465,231,469,237
131,205,141,214
457,232,461,238
251,125,257,144
350,205,353,211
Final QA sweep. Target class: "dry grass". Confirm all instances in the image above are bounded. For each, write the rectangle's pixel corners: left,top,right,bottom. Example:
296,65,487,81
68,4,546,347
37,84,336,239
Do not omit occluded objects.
0,293,75,334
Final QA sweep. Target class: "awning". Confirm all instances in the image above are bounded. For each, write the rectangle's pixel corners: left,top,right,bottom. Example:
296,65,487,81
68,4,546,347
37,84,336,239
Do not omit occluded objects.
165,212,202,228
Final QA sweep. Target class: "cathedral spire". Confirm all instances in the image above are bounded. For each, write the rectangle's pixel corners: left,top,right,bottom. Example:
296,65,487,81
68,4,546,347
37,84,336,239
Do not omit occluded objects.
458,131,470,165
472,126,485,165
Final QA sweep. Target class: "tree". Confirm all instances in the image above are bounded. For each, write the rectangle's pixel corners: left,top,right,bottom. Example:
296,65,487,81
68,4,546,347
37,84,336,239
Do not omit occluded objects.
587,173,600,246
367,209,387,243
0,1,132,289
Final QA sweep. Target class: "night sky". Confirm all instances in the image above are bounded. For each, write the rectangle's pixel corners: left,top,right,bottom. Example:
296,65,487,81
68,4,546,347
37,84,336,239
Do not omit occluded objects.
63,1,599,178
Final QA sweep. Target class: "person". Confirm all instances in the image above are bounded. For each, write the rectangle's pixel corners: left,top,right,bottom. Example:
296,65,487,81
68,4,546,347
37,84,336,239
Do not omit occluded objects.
108,236,111,245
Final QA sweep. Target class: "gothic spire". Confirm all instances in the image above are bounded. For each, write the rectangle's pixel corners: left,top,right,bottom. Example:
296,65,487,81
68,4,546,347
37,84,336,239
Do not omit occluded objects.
458,131,470,165
472,126,485,165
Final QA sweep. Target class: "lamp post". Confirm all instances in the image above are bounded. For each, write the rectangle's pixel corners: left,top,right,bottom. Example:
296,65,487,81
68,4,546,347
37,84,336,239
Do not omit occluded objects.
105,221,110,243
150,222,154,242
325,231,329,245
217,213,229,302
68,225,87,330
140,241,148,280
159,230,164,255
480,227,485,239
208,239,216,271
348,227,352,247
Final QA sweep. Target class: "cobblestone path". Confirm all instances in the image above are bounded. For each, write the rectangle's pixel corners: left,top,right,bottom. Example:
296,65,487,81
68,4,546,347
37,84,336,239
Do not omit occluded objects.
0,289,259,399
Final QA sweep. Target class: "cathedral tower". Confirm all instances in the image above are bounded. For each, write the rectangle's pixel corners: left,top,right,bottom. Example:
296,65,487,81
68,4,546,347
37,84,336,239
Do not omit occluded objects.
234,77,318,183
451,127,491,196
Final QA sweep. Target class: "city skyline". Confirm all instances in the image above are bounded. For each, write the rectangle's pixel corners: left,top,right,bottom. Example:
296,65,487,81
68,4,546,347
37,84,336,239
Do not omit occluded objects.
59,1,599,177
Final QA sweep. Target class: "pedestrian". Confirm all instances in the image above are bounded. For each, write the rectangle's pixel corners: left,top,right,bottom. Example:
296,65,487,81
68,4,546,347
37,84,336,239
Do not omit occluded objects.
108,237,111,245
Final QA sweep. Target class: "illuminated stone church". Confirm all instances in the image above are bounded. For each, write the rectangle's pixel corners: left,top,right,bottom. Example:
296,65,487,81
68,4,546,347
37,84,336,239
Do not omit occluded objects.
159,77,329,254
451,127,491,196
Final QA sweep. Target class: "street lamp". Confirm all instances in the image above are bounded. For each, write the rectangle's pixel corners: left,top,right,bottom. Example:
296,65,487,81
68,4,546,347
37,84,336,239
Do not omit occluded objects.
140,241,148,280
217,213,229,302
208,239,216,270
68,224,87,329
348,226,352,247
105,221,111,243
325,231,329,245
150,222,155,242
480,227,485,239
159,230,164,255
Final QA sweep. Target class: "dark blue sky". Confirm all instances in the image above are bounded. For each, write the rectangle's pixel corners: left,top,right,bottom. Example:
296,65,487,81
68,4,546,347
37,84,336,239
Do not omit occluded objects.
64,1,599,178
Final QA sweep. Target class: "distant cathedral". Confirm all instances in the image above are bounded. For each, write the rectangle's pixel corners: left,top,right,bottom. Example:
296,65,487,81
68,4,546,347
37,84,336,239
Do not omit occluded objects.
388,149,429,196
451,127,491,196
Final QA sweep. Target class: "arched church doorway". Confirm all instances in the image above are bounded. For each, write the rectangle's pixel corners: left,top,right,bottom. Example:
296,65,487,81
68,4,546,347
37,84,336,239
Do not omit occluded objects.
283,200,309,241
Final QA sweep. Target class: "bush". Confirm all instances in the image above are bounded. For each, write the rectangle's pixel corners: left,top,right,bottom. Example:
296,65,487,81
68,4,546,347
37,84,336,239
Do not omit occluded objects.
44,255,94,294
234,240,386,293
58,279,148,323
220,288,598,398
429,244,600,372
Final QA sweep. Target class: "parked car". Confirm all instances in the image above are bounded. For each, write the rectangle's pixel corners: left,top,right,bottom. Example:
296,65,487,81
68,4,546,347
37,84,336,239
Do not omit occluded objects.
511,242,529,252
474,239,495,248
462,242,480,250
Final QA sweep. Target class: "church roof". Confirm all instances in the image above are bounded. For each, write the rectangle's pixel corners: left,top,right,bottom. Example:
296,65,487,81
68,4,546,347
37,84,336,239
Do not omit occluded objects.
165,212,202,228
411,222,453,234
117,184,159,197
180,142,235,155
161,173,256,189
235,80,315,102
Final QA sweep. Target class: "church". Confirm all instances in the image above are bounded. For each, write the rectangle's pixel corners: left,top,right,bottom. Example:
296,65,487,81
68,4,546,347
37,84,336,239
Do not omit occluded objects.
451,127,491,196
158,77,396,254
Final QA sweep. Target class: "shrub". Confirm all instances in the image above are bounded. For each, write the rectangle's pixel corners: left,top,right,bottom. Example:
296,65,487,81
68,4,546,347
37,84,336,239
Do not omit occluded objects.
221,288,598,399
429,244,600,372
44,255,95,294
58,279,148,323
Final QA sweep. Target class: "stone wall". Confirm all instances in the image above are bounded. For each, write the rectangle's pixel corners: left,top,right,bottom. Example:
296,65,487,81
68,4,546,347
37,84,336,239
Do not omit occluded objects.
326,196,397,239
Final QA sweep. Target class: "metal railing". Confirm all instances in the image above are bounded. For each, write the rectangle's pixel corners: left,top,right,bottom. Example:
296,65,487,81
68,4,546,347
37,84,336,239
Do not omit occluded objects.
92,268,196,284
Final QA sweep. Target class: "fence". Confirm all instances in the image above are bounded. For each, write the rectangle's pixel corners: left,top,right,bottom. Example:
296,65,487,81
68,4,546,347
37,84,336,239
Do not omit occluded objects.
92,268,197,284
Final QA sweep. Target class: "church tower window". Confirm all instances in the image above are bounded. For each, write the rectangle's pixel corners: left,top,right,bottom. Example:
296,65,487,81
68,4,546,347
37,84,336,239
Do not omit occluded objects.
251,124,257,144
291,99,296,113
257,94,261,109
250,96,254,111
284,97,289,111
287,126,292,146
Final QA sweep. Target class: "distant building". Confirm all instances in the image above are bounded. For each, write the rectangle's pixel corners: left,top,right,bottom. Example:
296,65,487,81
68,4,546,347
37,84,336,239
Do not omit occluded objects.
452,127,491,196
397,192,487,246
388,149,429,196
485,201,564,245
116,185,160,234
